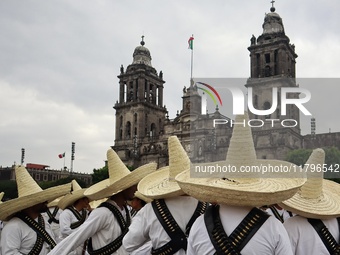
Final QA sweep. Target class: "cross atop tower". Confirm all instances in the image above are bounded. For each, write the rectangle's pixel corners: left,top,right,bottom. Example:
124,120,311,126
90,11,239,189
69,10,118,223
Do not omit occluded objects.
141,35,145,46
270,0,276,12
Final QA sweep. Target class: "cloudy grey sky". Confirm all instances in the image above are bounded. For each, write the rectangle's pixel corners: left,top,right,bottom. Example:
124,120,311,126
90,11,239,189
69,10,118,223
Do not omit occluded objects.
0,0,339,174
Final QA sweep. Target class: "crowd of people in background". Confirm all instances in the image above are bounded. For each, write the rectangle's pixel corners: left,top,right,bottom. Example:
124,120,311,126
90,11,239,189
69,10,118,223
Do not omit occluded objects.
0,113,340,255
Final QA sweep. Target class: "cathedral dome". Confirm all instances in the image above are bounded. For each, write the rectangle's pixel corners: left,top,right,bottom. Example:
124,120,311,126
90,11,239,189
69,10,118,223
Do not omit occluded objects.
262,8,285,35
132,38,152,66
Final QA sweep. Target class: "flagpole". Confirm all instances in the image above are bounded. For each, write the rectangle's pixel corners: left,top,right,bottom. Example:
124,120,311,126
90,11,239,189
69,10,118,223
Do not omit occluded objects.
63,152,66,170
190,34,194,86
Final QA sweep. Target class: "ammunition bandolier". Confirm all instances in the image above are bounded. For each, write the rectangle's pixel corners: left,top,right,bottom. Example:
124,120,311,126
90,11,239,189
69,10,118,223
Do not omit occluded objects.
308,218,340,255
65,206,87,229
87,202,131,255
46,207,59,224
16,213,56,255
151,199,208,255
204,205,269,255
65,206,88,255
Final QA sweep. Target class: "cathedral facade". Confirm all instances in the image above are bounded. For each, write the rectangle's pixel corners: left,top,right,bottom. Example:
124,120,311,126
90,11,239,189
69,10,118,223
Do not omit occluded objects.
112,6,339,168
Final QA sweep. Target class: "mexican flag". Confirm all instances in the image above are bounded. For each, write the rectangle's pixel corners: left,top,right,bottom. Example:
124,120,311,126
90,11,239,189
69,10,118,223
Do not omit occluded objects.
188,36,194,50
58,152,65,158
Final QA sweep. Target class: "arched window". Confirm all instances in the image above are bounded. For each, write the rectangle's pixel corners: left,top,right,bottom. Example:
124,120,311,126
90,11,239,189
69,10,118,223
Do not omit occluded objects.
150,123,156,137
119,116,123,127
126,121,131,139
265,65,271,77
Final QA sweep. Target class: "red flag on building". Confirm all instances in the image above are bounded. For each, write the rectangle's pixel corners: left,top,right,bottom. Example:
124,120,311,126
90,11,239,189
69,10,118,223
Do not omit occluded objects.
58,152,65,158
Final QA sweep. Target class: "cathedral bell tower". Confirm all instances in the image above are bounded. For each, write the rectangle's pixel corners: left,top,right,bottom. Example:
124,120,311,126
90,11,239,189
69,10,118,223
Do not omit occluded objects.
113,37,167,167
246,3,300,131
248,3,297,79
246,2,302,160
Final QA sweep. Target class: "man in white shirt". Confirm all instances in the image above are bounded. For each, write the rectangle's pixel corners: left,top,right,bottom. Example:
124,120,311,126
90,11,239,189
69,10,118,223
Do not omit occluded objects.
175,113,305,255
126,191,153,255
280,148,340,255
58,180,91,255
0,166,70,255
123,136,207,255
42,197,63,243
47,148,156,255
188,204,293,255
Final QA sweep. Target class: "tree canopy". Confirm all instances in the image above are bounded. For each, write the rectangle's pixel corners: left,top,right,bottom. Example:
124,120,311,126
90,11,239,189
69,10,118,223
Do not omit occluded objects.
286,146,340,183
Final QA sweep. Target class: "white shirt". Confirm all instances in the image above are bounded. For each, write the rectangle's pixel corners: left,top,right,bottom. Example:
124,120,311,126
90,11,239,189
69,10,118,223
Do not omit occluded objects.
47,200,129,255
284,215,339,255
59,207,88,238
0,220,3,245
1,215,56,255
42,207,63,243
59,207,89,255
123,196,200,255
187,204,293,255
130,240,152,255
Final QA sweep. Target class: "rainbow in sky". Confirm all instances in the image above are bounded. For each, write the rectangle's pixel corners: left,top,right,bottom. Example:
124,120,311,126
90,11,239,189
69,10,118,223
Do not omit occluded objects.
196,82,223,114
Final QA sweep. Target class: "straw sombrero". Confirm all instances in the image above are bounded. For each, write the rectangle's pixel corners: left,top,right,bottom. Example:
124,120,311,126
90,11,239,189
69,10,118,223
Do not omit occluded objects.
0,166,71,221
47,195,64,208
89,198,108,209
175,113,306,207
138,136,190,199
134,191,153,203
280,148,340,219
58,180,91,210
0,192,4,204
84,148,157,201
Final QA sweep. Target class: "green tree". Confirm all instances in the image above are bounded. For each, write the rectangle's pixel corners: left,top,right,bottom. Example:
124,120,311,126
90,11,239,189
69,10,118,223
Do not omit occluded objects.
286,147,340,183
91,165,109,184
285,148,313,167
286,147,340,168
0,176,85,201
39,176,88,189
324,147,340,167
0,180,17,200
91,164,135,184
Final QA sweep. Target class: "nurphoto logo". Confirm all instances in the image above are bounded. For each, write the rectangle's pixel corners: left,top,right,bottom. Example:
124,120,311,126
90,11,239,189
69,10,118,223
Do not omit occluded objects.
194,78,312,129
